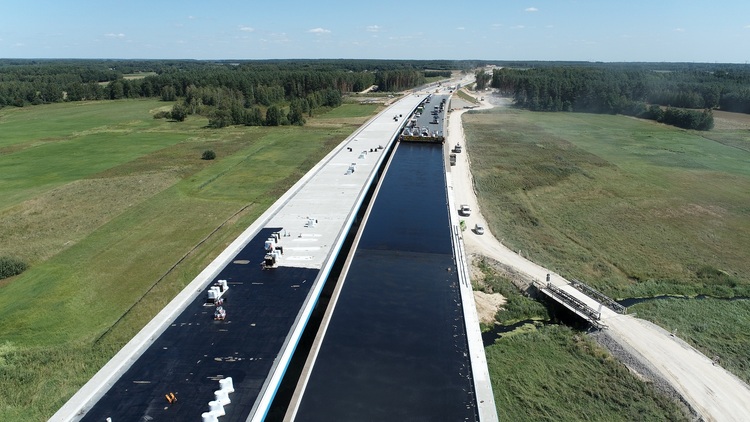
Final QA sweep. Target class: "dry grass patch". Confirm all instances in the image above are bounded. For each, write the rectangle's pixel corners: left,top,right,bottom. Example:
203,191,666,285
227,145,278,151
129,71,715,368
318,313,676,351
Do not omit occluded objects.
0,172,179,264
474,291,506,325
712,110,750,130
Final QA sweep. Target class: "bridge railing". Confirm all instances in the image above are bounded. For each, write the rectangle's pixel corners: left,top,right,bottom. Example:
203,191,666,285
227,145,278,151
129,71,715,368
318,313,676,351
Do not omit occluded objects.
544,283,602,322
570,279,627,314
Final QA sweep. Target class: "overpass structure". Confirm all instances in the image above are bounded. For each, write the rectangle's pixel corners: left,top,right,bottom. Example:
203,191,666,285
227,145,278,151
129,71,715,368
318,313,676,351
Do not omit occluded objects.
53,86,496,421
285,102,494,420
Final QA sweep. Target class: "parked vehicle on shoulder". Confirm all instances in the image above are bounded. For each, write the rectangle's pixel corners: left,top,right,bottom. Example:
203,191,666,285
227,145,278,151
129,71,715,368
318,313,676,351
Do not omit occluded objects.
459,204,471,216
474,224,485,235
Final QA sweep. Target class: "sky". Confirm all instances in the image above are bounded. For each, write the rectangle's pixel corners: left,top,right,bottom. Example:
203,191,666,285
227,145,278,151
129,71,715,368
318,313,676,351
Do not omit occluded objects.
1,0,749,63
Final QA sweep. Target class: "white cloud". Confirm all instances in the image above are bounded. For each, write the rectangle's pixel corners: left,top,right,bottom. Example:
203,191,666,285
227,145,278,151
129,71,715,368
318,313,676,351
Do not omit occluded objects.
745,24,750,28
674,28,685,32
260,32,290,44
239,26,254,32
366,25,381,32
456,26,465,30
309,27,331,34
104,33,125,38
511,25,526,29
187,16,196,20
525,7,538,12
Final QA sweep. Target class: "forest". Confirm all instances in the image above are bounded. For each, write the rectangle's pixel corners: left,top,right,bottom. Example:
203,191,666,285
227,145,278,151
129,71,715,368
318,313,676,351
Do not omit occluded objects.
485,62,750,130
4,59,749,131
0,59,457,127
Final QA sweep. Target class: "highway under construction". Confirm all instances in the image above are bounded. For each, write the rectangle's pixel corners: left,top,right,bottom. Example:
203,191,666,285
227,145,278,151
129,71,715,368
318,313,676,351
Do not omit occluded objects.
53,84,497,421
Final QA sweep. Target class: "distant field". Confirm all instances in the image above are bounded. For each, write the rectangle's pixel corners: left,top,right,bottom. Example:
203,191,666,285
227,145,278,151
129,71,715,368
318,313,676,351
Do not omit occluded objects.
315,102,381,120
123,72,158,80
0,99,377,420
463,109,750,299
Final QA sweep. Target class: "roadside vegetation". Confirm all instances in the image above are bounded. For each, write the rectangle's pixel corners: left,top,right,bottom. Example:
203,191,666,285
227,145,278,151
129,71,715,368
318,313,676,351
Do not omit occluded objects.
454,88,480,105
630,297,750,385
474,258,548,325
476,261,686,421
464,106,750,390
0,99,383,420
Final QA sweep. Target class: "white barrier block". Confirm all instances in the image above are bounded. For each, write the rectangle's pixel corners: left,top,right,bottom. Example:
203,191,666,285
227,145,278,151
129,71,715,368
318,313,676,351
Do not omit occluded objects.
220,377,235,393
208,400,225,417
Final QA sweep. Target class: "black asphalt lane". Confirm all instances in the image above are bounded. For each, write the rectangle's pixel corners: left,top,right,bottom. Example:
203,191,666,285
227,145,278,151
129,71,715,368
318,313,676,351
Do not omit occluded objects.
81,227,320,422
294,142,478,421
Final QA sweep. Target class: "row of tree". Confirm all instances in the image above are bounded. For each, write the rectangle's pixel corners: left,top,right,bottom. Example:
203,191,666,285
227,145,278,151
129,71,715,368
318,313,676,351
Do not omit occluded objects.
0,59,467,129
162,84,343,128
0,59,463,109
488,64,750,129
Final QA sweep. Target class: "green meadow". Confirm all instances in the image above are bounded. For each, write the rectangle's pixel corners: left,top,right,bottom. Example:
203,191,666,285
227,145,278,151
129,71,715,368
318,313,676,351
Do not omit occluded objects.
463,109,750,298
0,100,379,420
463,107,750,408
485,323,686,421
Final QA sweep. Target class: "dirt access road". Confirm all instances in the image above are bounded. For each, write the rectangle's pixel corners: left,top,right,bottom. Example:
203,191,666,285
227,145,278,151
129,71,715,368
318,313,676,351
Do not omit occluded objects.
448,91,750,421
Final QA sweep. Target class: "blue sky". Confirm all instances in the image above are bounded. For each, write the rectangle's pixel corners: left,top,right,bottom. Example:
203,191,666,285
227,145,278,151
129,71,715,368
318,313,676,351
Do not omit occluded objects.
1,0,749,63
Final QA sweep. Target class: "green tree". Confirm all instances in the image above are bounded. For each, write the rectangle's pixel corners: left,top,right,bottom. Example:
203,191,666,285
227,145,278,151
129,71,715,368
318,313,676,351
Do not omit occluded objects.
245,107,264,126
170,103,188,121
265,105,282,126
208,109,231,128
161,85,176,102
322,89,342,107
287,100,306,126
475,70,491,90
0,256,27,279
108,80,124,99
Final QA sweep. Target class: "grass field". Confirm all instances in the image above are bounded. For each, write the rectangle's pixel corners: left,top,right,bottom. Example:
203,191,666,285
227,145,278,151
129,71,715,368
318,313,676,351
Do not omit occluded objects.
0,100,377,420
463,106,750,400
463,108,750,299
486,325,686,421
455,88,480,104
476,261,685,421
630,297,750,385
